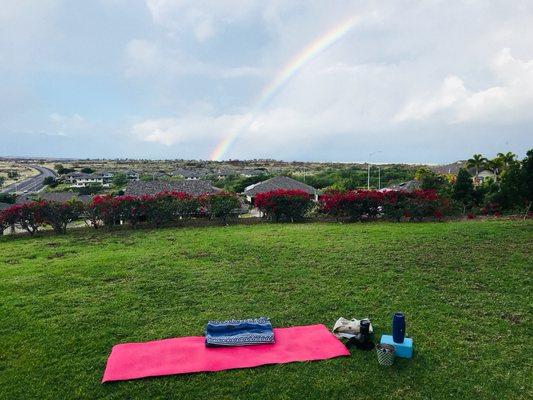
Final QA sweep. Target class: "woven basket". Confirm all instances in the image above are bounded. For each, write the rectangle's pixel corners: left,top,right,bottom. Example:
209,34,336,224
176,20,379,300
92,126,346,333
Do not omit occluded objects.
376,344,395,366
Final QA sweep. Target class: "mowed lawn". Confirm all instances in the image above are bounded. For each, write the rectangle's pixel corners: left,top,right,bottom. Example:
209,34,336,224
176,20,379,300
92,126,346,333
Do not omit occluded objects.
0,220,531,399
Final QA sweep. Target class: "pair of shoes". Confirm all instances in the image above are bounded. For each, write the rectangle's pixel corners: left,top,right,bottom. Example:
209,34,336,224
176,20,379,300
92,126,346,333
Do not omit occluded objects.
332,317,374,339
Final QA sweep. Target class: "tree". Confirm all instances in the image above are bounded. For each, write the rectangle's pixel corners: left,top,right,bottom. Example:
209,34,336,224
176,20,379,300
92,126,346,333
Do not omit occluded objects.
466,154,487,179
7,171,19,179
496,152,517,171
40,200,84,234
414,167,433,181
414,167,446,190
80,167,94,174
453,169,474,211
0,176,4,187
112,173,128,187
523,149,533,209
54,164,75,175
43,176,58,188
490,163,526,210
204,193,241,223
0,193,16,204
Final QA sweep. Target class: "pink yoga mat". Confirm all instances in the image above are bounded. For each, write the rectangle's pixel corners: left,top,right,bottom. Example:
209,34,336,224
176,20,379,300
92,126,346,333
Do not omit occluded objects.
102,324,349,382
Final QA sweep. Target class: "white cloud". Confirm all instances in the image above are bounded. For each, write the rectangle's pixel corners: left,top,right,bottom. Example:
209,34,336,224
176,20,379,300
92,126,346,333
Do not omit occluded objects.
123,38,265,79
49,113,87,134
133,114,243,146
144,0,261,41
395,49,533,124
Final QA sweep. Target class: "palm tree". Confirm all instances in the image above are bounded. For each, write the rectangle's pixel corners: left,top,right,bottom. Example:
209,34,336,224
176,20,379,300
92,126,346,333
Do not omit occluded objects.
496,152,517,170
487,158,503,178
466,154,487,180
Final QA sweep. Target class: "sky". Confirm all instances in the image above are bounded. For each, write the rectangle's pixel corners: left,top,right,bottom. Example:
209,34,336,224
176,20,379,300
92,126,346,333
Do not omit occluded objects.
0,0,532,163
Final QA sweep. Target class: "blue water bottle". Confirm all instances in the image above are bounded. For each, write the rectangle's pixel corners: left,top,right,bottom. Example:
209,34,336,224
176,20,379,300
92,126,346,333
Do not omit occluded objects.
392,312,405,343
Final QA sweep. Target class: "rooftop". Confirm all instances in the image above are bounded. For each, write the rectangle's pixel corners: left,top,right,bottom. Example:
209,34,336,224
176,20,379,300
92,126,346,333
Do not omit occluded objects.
244,176,317,196
125,180,221,196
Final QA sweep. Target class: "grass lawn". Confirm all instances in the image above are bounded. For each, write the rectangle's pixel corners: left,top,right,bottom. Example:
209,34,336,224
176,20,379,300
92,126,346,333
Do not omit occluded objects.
0,220,531,399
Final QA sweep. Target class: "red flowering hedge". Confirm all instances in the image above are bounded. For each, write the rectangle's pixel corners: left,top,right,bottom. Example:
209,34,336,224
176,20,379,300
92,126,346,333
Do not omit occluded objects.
0,202,45,234
0,200,85,234
0,188,455,237
40,200,85,233
254,189,312,222
89,191,201,228
320,189,448,222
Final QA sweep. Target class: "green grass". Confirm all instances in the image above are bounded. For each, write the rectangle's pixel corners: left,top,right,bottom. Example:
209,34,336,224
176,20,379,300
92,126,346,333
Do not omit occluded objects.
0,220,531,399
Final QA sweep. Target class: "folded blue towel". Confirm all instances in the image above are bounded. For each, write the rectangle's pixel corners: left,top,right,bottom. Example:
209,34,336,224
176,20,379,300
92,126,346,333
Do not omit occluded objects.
205,317,275,347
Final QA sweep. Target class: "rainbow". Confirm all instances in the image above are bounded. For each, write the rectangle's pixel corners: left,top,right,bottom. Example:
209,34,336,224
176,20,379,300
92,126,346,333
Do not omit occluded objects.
209,15,360,161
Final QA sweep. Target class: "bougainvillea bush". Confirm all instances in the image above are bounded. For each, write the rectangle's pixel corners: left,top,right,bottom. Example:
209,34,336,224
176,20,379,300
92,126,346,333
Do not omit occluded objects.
0,202,45,234
202,192,241,222
87,192,202,228
254,189,312,222
321,189,448,222
113,195,147,228
143,192,201,227
40,200,85,234
88,195,118,228
320,190,384,221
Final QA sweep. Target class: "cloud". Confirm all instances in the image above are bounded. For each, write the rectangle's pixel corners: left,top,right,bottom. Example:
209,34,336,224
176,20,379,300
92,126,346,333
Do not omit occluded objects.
3,1,533,162
144,0,261,41
394,49,533,124
132,114,243,146
123,38,265,79
48,113,87,135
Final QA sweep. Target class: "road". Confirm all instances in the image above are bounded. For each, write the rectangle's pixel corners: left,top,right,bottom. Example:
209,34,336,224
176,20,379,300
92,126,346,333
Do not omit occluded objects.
0,165,57,194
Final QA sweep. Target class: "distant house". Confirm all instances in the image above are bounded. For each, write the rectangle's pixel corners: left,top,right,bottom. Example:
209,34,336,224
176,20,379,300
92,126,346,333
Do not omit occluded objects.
473,169,496,184
468,168,496,185
429,161,466,175
70,173,108,188
243,176,318,203
0,202,13,212
123,170,140,181
172,168,211,180
63,172,85,184
36,192,92,203
239,169,266,178
385,180,422,192
15,195,32,204
125,180,221,197
214,168,233,179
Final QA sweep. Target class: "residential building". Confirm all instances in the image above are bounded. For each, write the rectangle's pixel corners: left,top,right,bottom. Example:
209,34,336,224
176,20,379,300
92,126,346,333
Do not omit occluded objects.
385,180,422,192
243,176,318,203
125,180,221,197
123,170,140,181
70,173,108,188
172,168,211,180
36,192,92,203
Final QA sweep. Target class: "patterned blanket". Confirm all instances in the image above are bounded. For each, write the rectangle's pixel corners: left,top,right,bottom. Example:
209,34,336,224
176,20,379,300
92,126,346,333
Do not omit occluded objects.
205,317,275,347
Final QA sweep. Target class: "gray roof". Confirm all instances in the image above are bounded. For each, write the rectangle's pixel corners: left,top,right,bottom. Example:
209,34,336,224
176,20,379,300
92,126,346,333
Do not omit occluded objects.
125,180,221,196
37,192,92,203
244,176,317,196
429,162,466,175
15,195,33,204
387,180,422,192
0,202,14,211
172,168,211,178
